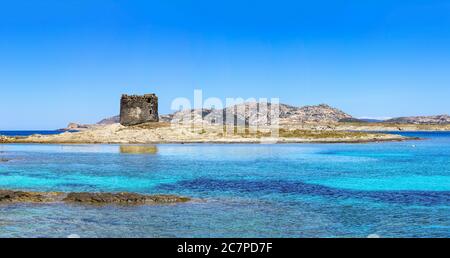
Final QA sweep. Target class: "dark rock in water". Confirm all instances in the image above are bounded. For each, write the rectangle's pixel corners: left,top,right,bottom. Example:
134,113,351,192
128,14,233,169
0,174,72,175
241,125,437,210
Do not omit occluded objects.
0,158,10,162
63,192,190,205
0,190,64,203
0,189,190,205
144,194,191,204
63,192,147,204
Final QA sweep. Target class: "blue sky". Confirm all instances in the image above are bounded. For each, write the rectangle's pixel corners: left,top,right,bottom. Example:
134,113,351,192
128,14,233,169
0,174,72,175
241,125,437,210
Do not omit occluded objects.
1,0,450,129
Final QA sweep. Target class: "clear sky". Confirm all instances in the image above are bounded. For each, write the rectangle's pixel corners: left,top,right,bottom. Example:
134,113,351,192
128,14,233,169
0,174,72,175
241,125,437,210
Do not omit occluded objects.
1,0,450,129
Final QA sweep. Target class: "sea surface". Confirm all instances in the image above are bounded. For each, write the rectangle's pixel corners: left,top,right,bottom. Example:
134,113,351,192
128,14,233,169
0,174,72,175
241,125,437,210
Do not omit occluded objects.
0,132,449,238
0,130,76,136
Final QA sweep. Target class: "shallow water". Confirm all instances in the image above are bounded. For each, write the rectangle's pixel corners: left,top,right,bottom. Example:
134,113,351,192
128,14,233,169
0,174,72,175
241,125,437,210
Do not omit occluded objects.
0,130,75,136
0,132,449,237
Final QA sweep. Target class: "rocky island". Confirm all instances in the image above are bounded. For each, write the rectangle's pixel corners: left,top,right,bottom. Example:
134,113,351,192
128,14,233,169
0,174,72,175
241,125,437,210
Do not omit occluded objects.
1,93,448,144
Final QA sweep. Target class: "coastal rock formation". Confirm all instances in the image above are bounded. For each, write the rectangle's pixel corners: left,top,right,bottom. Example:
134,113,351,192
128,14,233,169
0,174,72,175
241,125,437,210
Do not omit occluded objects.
0,190,64,203
1,100,434,144
60,102,449,134
99,103,354,126
159,114,174,123
385,115,450,124
63,192,190,205
59,122,99,131
0,189,191,205
1,122,409,144
167,103,353,126
0,136,13,143
281,104,353,123
120,94,159,126
65,123,92,130
61,116,120,131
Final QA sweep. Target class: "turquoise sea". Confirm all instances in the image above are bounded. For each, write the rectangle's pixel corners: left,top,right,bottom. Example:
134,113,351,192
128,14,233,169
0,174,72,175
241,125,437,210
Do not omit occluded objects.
0,130,74,136
0,132,449,238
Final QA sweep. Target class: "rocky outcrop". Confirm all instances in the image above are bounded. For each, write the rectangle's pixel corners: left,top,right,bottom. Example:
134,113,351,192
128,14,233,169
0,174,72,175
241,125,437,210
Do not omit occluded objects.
385,115,450,125
159,114,174,123
59,123,94,131
0,136,15,143
0,189,191,205
97,102,355,127
67,123,90,129
0,190,64,203
65,102,450,132
64,192,190,205
283,104,353,123
167,103,353,125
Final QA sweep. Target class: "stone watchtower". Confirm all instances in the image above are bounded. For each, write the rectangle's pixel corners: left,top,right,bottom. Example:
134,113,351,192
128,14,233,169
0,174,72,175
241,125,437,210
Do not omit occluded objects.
120,94,159,126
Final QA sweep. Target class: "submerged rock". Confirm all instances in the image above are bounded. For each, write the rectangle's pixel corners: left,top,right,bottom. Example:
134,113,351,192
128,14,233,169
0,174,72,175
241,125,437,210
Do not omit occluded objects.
0,158,10,162
0,190,64,203
63,192,191,205
0,189,190,205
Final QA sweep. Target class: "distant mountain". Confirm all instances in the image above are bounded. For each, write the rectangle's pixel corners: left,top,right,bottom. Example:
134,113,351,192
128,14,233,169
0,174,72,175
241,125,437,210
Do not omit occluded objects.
359,118,385,123
385,115,450,124
97,115,120,125
338,118,385,123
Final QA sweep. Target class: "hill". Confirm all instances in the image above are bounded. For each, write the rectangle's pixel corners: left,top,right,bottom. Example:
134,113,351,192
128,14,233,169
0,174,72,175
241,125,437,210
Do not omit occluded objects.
385,115,450,124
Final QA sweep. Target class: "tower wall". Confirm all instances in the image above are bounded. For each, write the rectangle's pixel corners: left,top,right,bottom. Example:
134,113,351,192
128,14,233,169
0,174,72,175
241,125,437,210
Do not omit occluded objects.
120,94,159,126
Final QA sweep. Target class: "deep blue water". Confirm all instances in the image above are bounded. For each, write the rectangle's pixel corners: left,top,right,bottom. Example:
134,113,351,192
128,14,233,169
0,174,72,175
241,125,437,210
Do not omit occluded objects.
0,130,76,136
0,132,449,237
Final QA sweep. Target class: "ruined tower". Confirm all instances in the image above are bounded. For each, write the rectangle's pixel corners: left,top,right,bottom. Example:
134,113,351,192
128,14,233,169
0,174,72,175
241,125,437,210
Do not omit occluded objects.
120,94,159,126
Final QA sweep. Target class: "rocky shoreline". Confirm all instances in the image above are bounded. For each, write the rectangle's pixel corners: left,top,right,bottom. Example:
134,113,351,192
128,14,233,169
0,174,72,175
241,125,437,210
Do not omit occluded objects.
2,100,447,144
0,123,412,144
0,189,191,205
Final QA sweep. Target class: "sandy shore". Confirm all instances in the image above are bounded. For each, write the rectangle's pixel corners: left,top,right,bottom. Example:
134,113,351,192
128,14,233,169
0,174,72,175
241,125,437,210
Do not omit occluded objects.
0,122,413,144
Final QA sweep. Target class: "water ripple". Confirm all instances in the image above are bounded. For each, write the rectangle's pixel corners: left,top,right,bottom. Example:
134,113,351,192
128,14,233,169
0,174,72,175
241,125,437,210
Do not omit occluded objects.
158,178,450,206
